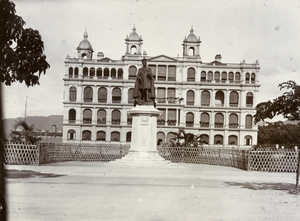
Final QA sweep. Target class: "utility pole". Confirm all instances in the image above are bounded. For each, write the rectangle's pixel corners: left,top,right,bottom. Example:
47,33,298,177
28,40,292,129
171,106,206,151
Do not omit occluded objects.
24,96,28,120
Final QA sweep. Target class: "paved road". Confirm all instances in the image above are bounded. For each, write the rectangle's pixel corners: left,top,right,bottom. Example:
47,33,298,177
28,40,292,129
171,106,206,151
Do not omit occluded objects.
5,161,300,221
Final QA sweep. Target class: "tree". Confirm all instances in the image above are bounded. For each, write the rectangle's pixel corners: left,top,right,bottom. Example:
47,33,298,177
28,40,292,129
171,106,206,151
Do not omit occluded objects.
9,119,41,144
169,128,198,148
254,80,300,190
0,0,50,86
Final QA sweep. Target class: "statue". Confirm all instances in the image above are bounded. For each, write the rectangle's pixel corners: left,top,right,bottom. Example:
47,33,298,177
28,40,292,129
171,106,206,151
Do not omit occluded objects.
133,58,156,106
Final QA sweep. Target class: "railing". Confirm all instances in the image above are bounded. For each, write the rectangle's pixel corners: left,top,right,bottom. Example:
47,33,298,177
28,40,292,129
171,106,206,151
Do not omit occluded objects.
4,142,39,165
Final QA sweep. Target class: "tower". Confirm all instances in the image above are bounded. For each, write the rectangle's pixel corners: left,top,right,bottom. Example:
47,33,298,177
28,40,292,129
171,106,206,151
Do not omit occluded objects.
76,30,94,59
182,27,201,58
125,26,143,56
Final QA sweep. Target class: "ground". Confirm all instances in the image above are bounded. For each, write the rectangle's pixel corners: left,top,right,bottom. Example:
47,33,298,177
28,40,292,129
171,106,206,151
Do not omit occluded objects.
4,161,300,221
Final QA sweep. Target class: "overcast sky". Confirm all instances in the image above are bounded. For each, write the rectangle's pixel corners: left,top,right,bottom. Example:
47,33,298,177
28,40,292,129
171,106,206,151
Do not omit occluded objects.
2,0,300,119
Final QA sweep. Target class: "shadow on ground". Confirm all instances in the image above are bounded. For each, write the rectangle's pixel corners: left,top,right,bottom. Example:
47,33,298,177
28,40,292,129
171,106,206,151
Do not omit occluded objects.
5,170,65,179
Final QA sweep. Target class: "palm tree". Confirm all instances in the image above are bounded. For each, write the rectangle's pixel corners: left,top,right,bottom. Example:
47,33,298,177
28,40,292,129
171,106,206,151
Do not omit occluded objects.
10,119,41,144
169,128,198,147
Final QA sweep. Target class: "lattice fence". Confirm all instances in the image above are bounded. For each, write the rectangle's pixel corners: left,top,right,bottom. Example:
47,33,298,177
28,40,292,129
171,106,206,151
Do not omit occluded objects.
248,149,298,172
4,142,39,165
157,146,248,170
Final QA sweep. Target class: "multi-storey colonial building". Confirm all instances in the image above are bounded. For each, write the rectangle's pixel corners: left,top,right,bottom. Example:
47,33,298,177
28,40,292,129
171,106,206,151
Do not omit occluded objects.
63,27,260,148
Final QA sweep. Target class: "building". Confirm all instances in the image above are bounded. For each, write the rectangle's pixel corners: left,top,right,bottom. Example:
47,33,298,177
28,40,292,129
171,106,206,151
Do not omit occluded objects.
62,27,260,148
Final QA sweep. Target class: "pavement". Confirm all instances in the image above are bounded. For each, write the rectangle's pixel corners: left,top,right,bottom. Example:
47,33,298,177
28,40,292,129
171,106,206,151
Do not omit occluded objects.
4,158,300,221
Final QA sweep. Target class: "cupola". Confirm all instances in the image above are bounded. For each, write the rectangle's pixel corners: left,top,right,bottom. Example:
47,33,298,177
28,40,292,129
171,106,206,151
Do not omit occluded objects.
182,27,201,58
77,30,94,59
125,26,143,56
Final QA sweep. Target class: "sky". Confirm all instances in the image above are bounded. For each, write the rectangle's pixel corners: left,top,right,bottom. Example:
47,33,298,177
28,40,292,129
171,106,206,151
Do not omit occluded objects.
2,0,300,119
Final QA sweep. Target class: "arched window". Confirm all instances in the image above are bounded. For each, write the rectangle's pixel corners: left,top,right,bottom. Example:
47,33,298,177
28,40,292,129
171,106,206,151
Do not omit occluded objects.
228,72,234,82
215,91,224,107
158,65,166,81
69,86,77,102
251,73,256,84
97,109,106,124
118,68,123,79
214,72,220,82
215,113,224,128
221,72,227,82
96,68,102,78
97,131,106,141
167,109,176,126
245,115,253,129
245,73,250,83
214,135,223,145
187,68,195,82
83,67,88,77
111,68,116,78
112,87,121,103
82,130,91,141
200,113,209,127
201,71,206,82
235,72,240,82
246,92,253,107
229,113,238,128
207,71,213,82
188,47,195,56
157,109,166,125
168,66,176,81
128,88,135,103
229,135,238,145
157,132,165,145
68,129,76,140
130,45,137,54
126,132,132,142
201,90,210,106
83,109,92,124
104,68,109,78
90,67,95,78
74,68,79,78
111,131,120,141
229,91,239,107
84,86,93,102
128,66,137,80
68,109,76,123
98,87,107,103
199,134,209,144
69,67,73,78
186,90,195,105
127,113,132,125
245,135,252,146
186,112,194,127
112,110,121,125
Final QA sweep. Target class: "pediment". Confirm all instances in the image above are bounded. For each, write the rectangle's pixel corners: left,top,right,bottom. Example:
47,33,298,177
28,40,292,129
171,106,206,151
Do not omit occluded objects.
148,55,178,62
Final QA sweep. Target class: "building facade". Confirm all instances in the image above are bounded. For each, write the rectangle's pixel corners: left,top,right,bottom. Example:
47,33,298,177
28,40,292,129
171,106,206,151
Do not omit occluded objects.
62,27,260,148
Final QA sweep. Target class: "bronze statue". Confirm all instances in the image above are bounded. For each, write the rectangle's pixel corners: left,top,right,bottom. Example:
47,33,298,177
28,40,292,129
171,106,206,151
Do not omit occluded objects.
133,58,156,106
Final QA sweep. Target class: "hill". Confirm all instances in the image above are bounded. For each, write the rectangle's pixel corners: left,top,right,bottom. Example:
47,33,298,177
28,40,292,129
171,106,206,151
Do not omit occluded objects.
2,115,63,138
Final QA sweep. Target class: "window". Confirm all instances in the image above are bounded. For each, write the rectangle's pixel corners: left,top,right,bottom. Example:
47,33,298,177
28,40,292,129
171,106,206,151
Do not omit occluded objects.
127,113,132,125
246,92,253,107
130,45,137,54
199,134,209,144
83,109,92,124
157,109,165,125
235,72,240,82
188,47,195,56
112,87,121,103
97,109,106,124
214,135,223,145
200,113,209,127
111,131,120,141
68,130,76,140
148,65,156,80
98,87,107,103
229,135,237,145
111,68,116,78
84,86,93,102
97,68,102,78
167,109,176,126
215,113,224,128
201,90,210,106
68,109,76,123
229,114,238,128
74,68,78,78
214,72,220,82
90,68,95,78
69,86,77,102
245,115,253,129
207,71,213,82
186,90,195,105
228,72,234,82
187,68,195,82
97,131,106,141
229,91,239,107
104,68,109,78
126,132,131,142
201,71,206,82
186,112,194,127
158,65,166,81
245,73,250,83
221,72,227,82
69,67,73,78
83,67,88,77
82,130,91,141
112,110,121,125
251,73,255,84
129,66,137,80
168,66,176,81
118,68,123,79
245,135,252,146
167,88,176,103
157,88,166,103
215,91,224,107
128,88,135,103
157,132,165,145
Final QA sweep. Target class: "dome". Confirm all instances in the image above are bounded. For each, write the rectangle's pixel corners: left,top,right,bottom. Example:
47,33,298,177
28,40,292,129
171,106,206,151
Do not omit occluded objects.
128,26,141,41
185,28,199,42
77,30,93,51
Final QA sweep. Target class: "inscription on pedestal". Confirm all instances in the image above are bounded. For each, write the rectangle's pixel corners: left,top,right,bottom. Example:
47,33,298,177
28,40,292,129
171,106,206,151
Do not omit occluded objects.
141,116,149,125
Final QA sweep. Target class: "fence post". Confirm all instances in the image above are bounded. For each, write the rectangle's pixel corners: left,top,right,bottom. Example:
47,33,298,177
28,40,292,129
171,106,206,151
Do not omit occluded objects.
37,143,41,166
295,149,300,189
247,150,251,171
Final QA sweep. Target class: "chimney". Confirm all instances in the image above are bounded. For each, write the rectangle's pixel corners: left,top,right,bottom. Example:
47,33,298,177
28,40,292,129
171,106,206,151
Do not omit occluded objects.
215,54,222,62
97,52,104,59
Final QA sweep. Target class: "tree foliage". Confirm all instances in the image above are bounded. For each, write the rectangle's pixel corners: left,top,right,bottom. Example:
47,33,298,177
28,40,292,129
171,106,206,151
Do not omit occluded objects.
169,128,200,147
9,119,41,144
254,81,300,123
0,0,50,87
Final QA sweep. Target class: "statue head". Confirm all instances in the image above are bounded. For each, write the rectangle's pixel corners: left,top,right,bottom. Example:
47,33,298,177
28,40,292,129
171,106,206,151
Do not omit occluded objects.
142,58,147,67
